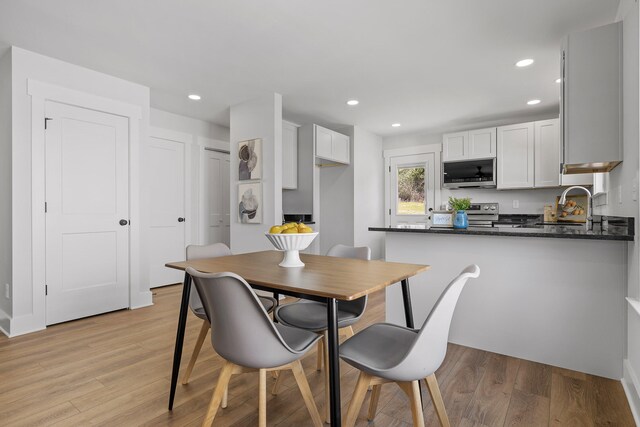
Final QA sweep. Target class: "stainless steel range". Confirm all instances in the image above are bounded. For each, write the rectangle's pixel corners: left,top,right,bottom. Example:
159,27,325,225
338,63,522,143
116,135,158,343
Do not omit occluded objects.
466,203,499,227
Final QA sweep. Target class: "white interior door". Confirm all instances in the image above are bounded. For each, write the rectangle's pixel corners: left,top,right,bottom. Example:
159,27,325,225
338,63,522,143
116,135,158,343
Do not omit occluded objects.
389,153,435,226
202,149,230,247
45,101,129,325
148,136,186,288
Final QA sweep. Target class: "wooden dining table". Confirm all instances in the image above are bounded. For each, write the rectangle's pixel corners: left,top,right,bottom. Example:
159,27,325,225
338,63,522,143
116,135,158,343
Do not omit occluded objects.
165,250,429,426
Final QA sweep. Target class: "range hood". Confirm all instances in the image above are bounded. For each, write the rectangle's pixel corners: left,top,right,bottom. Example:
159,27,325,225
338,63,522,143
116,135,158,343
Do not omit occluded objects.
561,22,622,174
562,161,621,175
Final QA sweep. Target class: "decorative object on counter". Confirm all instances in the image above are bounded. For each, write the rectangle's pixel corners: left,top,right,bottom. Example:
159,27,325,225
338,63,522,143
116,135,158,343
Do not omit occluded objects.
265,223,318,267
238,182,262,224
238,138,262,180
449,197,471,229
555,194,588,224
544,205,557,223
430,210,454,228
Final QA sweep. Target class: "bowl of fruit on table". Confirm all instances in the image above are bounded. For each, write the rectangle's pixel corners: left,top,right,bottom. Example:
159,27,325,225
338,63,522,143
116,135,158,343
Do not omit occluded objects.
265,223,318,267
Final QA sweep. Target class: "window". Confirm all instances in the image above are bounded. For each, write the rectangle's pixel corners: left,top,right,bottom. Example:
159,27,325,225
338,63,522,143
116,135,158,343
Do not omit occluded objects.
396,166,425,215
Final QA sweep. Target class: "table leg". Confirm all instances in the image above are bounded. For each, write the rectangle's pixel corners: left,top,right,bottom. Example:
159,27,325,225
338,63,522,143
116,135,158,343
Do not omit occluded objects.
168,272,192,410
401,278,414,328
401,278,423,404
326,298,342,426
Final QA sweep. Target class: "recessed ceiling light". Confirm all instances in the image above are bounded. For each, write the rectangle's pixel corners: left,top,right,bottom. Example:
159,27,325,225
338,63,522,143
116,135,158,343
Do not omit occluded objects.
555,78,562,84
527,99,541,105
391,123,402,127
515,58,534,68
188,94,201,100
346,99,359,106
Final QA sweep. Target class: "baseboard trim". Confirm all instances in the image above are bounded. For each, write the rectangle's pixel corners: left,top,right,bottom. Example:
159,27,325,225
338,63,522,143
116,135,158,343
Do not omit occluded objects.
623,359,640,426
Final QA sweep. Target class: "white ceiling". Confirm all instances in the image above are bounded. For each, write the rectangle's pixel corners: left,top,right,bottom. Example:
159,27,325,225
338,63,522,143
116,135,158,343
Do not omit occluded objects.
0,0,619,136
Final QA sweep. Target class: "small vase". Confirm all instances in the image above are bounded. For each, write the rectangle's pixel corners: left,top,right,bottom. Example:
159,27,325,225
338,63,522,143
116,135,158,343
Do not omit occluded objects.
453,210,468,229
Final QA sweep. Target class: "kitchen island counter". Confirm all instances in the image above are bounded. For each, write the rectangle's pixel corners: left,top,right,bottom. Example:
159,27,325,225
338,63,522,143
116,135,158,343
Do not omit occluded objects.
377,224,631,380
369,220,634,241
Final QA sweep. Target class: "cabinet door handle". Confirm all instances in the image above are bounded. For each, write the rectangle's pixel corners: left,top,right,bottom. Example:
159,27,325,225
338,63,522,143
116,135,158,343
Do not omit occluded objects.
119,219,129,226
178,217,185,223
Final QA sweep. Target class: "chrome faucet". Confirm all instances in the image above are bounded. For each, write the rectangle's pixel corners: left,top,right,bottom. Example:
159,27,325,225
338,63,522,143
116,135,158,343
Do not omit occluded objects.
559,186,593,230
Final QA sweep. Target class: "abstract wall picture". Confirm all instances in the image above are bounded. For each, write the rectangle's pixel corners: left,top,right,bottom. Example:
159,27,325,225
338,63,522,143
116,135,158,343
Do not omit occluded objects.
238,138,262,180
238,182,262,224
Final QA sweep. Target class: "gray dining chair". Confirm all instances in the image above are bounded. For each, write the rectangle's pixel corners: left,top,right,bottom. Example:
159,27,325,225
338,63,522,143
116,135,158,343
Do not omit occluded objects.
273,244,371,421
181,243,277,389
339,264,480,427
186,267,323,427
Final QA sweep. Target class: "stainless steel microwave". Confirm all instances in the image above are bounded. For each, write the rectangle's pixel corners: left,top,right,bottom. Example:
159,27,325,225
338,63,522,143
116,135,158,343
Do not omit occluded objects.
442,158,497,188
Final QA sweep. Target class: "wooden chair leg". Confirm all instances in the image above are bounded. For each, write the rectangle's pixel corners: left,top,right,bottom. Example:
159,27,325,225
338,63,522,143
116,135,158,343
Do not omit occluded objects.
259,369,267,427
425,374,450,427
342,325,355,339
344,371,373,427
398,381,425,427
271,369,285,395
367,384,382,421
221,387,228,409
291,360,323,427
201,361,234,427
316,339,324,371
182,320,210,385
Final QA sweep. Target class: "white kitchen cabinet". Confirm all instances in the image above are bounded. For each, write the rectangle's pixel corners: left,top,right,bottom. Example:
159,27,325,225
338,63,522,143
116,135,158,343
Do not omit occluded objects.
443,128,496,161
442,131,468,161
314,125,350,165
468,127,497,159
282,121,299,189
534,119,560,188
562,22,622,173
497,122,535,189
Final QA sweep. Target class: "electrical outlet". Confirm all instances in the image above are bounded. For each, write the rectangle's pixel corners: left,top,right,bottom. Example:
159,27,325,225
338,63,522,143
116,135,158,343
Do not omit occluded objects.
618,185,623,204
4,284,9,299
512,200,519,209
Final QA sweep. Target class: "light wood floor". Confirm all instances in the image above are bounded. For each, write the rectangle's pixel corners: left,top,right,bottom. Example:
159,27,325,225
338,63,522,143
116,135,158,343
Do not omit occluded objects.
0,285,634,426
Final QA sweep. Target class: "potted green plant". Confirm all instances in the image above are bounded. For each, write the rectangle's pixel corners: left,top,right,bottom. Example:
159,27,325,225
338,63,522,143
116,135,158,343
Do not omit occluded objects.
448,196,471,229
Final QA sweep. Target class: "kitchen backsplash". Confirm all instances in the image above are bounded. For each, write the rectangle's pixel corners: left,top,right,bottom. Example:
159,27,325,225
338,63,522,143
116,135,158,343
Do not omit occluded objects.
441,187,566,214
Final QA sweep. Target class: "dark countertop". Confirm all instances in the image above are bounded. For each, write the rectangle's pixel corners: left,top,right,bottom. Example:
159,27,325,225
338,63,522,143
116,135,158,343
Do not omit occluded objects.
368,221,634,241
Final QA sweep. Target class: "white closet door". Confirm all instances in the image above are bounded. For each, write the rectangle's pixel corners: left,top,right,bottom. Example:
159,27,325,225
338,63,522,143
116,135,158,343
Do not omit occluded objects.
45,101,129,325
203,149,230,247
148,137,186,287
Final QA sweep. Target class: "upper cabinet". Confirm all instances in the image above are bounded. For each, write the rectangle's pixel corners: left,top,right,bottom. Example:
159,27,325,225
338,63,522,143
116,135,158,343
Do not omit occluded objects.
497,118,592,190
497,122,535,189
562,22,622,174
442,127,496,161
282,121,299,190
314,125,350,165
534,119,561,188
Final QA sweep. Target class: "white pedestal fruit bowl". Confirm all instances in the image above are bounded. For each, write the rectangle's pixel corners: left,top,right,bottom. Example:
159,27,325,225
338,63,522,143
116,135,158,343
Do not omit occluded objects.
264,232,319,267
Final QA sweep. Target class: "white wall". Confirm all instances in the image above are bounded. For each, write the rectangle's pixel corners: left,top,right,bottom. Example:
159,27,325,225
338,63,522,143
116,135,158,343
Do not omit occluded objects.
0,50,11,332
353,127,385,259
7,47,152,336
230,94,282,253
319,127,355,254
282,124,314,214
150,108,229,142
612,0,640,422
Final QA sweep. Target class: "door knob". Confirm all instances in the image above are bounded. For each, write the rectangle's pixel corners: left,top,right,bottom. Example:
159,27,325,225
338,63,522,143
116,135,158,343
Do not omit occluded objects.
178,217,185,223
119,219,129,226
